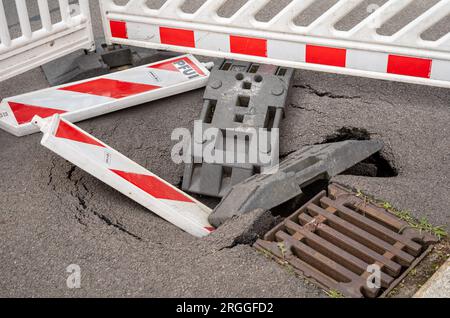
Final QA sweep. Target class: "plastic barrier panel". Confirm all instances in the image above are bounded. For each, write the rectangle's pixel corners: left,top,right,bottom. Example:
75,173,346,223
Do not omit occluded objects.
100,0,450,88
33,114,215,238
0,54,211,136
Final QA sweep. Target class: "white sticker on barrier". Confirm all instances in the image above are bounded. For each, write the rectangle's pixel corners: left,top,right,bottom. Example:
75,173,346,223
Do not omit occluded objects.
34,115,215,238
0,54,210,137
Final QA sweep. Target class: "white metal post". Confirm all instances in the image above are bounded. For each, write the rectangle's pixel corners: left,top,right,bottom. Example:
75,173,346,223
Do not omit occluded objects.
15,0,32,39
0,0,11,48
79,0,95,51
37,0,52,32
58,0,70,24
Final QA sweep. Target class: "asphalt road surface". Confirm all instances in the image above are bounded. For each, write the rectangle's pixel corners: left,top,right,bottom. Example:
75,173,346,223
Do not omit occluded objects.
0,0,449,297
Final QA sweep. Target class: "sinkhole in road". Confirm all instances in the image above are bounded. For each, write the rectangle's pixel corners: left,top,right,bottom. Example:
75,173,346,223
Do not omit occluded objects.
322,127,398,178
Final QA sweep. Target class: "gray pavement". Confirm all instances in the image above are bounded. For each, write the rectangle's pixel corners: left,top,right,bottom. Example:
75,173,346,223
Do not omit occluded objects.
0,0,449,297
414,258,450,298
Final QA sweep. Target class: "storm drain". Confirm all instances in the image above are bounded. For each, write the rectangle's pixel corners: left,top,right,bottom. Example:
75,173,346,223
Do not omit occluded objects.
254,184,438,298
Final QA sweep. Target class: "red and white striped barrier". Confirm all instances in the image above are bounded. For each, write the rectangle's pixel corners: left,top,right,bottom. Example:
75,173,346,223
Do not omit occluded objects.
34,115,215,238
100,0,450,89
0,54,211,137
106,21,450,88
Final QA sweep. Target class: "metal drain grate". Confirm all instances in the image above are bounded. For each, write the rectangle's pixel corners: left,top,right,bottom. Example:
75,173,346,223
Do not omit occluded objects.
254,184,438,298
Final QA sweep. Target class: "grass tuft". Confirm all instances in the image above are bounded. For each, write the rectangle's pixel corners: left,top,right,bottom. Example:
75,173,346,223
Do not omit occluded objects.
356,190,447,239
325,289,345,298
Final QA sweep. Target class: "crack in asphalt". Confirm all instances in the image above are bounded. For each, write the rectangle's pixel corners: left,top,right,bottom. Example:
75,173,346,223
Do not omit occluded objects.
92,211,142,241
66,166,77,182
218,242,240,252
47,158,57,190
293,84,361,100
289,103,326,115
103,118,122,140
280,150,297,160
47,164,143,240
217,236,254,252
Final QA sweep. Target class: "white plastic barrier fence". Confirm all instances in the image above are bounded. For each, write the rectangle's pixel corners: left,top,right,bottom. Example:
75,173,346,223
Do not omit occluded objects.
0,0,95,82
100,0,450,88
0,54,211,136
34,114,215,237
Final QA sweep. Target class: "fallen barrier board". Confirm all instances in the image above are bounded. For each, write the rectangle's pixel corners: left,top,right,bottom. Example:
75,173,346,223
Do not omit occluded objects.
33,115,214,238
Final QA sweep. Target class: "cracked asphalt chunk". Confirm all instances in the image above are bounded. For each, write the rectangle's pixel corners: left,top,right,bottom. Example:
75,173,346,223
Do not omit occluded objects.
293,84,362,100
0,1,449,297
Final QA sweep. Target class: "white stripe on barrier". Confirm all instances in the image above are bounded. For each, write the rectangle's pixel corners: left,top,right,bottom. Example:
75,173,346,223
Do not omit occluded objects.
195,31,230,53
99,0,450,89
267,40,305,63
346,50,388,74
105,65,193,87
0,55,210,137
34,115,215,238
10,90,115,112
431,59,450,82
127,21,160,43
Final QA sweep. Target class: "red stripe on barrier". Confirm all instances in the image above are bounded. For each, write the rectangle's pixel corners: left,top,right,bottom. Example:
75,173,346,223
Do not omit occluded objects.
60,78,160,99
110,20,128,39
111,170,194,203
160,27,195,48
150,56,205,76
183,56,206,77
8,102,66,125
230,36,267,57
55,120,105,148
150,60,179,72
306,45,347,67
387,55,432,78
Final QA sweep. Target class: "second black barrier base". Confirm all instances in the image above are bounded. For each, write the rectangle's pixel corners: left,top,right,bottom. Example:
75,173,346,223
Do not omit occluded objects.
42,40,180,86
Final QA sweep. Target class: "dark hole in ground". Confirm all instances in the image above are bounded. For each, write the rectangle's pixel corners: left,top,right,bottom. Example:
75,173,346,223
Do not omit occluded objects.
322,127,398,178
347,153,398,178
323,127,371,142
177,176,221,209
